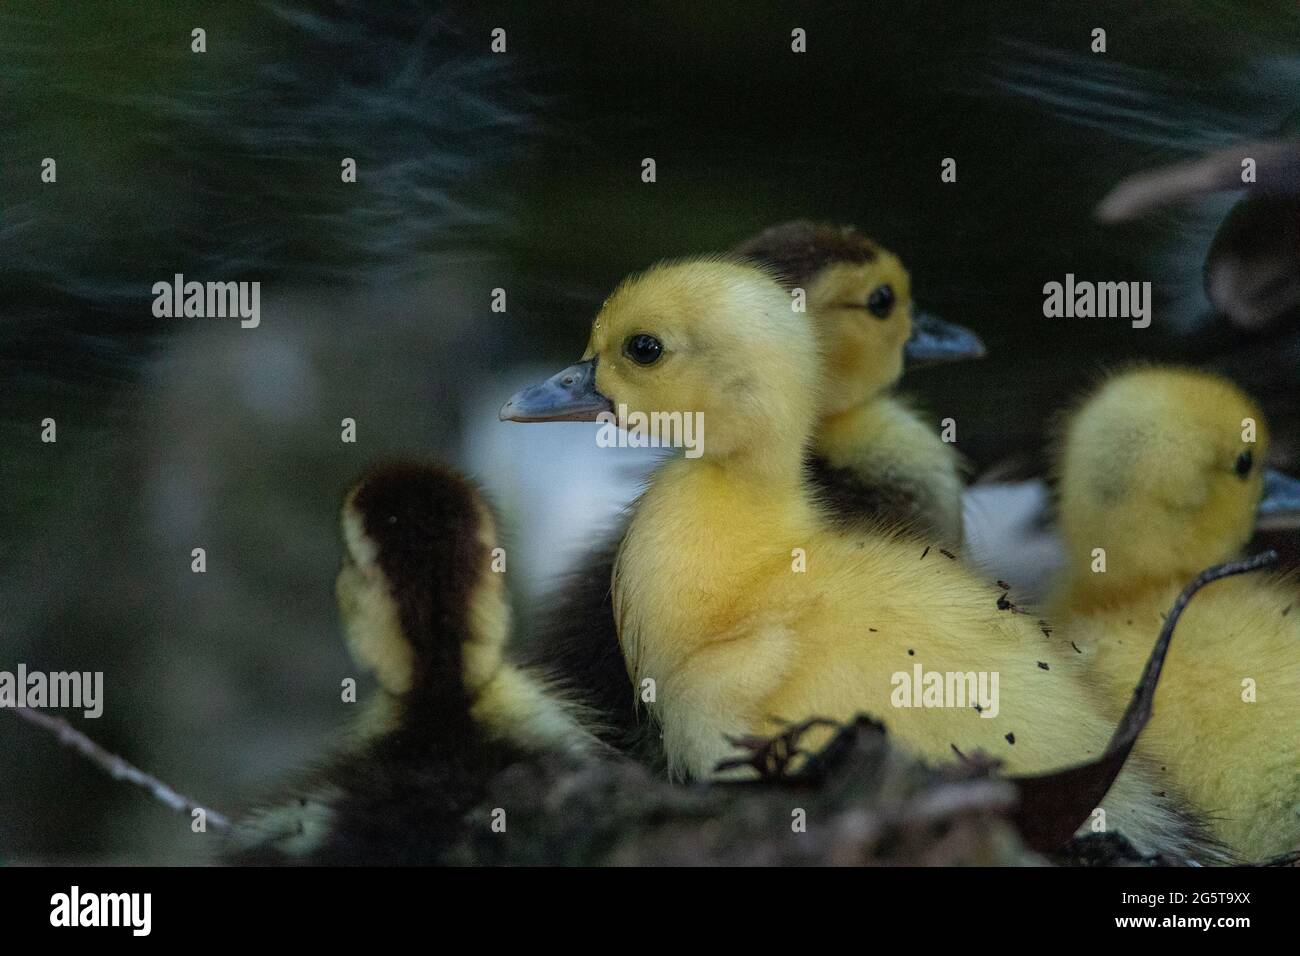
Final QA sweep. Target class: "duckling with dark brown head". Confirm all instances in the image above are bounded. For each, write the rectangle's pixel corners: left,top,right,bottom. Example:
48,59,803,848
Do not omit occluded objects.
733,220,982,539
225,461,596,865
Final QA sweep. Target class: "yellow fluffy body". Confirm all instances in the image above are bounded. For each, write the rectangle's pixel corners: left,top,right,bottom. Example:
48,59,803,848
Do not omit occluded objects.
589,260,1209,856
1052,367,1300,859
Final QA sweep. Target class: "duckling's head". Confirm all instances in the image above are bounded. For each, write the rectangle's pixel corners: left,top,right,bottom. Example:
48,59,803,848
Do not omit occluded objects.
501,258,821,465
732,221,984,414
1056,367,1296,594
336,461,509,699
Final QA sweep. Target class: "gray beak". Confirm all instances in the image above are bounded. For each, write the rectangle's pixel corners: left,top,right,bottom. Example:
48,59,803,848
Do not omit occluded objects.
1258,468,1300,526
499,359,614,423
904,311,987,366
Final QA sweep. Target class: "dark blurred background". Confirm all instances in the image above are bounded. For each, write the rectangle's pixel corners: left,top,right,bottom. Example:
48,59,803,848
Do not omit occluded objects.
1,0,1297,862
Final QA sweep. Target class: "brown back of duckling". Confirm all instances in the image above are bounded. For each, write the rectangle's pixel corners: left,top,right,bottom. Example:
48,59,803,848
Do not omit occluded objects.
226,461,595,864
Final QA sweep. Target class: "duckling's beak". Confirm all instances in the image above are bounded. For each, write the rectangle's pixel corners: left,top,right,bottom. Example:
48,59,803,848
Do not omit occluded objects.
499,359,614,422
1258,468,1300,526
904,312,987,366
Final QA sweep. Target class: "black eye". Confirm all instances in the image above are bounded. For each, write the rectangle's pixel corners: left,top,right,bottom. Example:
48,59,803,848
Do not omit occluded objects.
866,284,895,318
1234,449,1253,479
624,333,663,366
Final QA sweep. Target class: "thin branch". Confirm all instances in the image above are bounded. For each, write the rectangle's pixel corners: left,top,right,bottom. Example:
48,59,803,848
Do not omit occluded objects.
8,706,231,832
1111,549,1279,751
1011,549,1278,852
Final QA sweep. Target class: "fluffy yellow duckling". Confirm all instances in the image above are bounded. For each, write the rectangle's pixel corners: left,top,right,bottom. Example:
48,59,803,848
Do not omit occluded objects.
510,258,1216,858
503,223,981,763
1051,367,1300,859
506,222,982,540
732,221,981,541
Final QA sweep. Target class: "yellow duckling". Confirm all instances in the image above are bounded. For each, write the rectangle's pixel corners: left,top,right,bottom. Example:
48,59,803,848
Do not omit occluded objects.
732,221,982,542
506,222,982,541
1050,367,1300,859
509,258,1216,858
502,223,980,763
